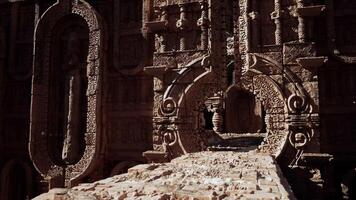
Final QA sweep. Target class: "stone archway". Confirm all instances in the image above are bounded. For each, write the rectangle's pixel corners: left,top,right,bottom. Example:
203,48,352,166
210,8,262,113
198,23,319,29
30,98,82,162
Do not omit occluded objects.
174,72,288,157
0,159,33,200
148,50,316,162
157,52,315,159
30,0,105,187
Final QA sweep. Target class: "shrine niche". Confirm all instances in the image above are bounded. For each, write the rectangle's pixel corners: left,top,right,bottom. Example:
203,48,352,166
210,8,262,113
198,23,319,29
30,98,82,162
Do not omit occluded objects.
30,0,105,188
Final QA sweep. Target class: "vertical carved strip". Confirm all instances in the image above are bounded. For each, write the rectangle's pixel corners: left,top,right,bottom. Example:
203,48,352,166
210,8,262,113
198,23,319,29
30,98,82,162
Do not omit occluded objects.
297,0,306,43
273,0,282,45
178,4,186,51
239,0,250,71
199,1,208,50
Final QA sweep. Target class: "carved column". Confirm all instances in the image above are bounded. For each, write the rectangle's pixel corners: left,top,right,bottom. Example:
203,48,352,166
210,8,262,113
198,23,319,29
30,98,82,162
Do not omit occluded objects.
209,0,228,89
272,0,282,45
297,0,306,43
177,4,187,51
198,1,208,50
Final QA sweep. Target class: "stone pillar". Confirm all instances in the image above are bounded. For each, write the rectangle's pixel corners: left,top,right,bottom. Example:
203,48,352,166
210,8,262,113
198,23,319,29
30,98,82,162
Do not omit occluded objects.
297,0,306,43
272,0,282,45
177,4,187,51
198,1,209,50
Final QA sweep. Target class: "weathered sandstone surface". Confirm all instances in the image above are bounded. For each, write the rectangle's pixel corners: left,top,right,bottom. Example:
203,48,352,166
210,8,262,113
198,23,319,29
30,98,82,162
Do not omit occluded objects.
34,151,295,200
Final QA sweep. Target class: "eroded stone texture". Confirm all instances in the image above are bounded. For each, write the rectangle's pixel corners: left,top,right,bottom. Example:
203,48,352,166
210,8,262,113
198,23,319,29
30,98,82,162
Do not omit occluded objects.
34,151,295,200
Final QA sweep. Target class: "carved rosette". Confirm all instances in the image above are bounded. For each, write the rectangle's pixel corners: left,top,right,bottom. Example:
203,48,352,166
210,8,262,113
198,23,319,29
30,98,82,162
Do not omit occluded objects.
286,94,319,166
30,0,105,187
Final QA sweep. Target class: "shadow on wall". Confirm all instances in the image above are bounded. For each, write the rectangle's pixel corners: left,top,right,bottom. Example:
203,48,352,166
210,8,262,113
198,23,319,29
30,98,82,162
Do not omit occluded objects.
225,86,266,134
0,159,33,200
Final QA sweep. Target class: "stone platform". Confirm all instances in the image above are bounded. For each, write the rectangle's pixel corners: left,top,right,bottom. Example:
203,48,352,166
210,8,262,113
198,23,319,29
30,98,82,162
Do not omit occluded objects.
34,151,295,200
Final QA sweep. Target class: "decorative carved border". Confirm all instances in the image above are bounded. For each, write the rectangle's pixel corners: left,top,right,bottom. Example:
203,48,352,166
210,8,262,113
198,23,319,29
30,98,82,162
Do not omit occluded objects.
30,0,104,187
246,53,317,158
252,75,287,157
174,69,217,154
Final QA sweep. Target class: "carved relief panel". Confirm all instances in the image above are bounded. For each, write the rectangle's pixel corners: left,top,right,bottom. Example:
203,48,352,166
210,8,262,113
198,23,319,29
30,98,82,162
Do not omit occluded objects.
147,1,209,68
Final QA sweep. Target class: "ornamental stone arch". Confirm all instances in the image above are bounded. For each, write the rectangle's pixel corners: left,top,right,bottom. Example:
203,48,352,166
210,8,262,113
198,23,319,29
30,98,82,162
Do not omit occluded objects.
29,0,105,188
245,53,318,161
155,52,317,160
174,70,289,157
154,54,289,158
174,69,217,156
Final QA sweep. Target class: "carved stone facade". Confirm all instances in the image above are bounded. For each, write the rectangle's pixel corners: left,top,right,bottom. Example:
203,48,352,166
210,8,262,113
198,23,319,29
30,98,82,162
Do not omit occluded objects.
0,0,355,199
